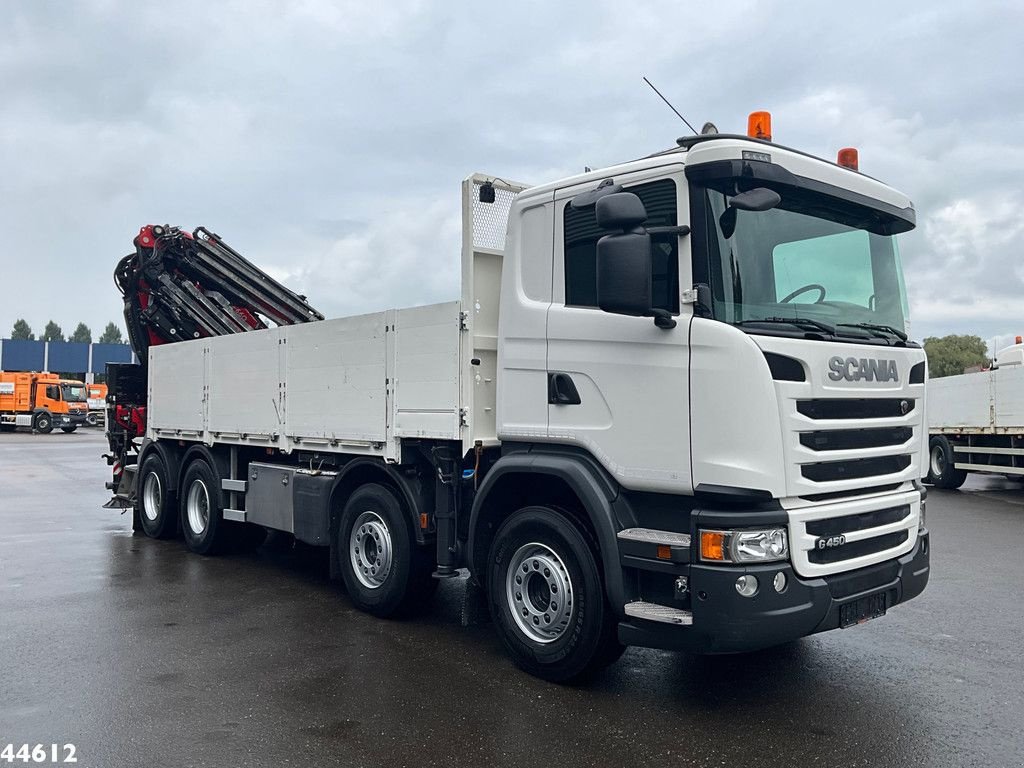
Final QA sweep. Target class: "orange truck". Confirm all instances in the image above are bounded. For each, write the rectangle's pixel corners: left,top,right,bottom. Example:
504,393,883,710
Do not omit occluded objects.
0,372,81,433
60,379,90,428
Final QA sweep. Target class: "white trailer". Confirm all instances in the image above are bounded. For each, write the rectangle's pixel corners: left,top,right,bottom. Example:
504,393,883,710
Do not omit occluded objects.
114,117,932,682
925,339,1024,488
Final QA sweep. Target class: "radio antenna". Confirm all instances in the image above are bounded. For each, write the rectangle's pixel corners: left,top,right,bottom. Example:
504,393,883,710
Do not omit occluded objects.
642,76,698,135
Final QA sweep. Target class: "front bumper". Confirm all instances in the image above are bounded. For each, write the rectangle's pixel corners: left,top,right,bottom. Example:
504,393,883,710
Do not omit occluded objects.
618,529,929,653
68,410,88,425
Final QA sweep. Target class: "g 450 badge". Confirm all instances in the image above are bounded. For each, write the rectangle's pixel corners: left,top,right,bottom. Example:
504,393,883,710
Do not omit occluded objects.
816,534,846,550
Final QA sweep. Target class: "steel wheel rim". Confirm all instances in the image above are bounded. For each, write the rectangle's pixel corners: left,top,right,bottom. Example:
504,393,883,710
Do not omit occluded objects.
186,478,210,535
142,471,162,522
349,511,393,589
506,542,575,644
930,444,945,477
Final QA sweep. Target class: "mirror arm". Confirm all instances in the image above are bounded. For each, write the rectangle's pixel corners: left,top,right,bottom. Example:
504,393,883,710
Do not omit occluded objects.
645,225,691,237
648,309,677,330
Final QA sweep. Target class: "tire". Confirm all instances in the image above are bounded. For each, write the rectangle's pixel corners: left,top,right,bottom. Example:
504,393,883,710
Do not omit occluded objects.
180,459,231,555
487,506,623,683
137,452,178,539
61,426,77,434
336,483,436,618
926,435,968,489
34,412,53,434
86,412,99,427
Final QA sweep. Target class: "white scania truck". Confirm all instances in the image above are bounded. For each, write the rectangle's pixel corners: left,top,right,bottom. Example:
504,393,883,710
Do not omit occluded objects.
106,114,930,681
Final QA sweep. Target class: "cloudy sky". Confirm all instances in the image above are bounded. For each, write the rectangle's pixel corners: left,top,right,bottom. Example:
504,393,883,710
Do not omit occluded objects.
2,0,1022,352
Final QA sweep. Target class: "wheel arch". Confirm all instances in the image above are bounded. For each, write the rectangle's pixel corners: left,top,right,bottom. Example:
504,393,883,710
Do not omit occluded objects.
468,450,625,613
138,439,185,502
179,443,228,498
328,458,431,548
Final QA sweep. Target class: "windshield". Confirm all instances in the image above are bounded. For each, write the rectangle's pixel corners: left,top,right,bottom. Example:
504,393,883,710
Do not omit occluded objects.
61,384,88,402
697,184,910,337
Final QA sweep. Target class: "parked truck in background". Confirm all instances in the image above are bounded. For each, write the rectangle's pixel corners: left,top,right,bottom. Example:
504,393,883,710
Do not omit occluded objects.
1,372,78,433
60,379,89,430
104,112,931,681
926,336,1024,488
86,383,108,427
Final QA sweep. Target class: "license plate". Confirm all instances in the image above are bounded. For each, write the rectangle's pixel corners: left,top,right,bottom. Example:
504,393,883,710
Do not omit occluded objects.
840,592,887,628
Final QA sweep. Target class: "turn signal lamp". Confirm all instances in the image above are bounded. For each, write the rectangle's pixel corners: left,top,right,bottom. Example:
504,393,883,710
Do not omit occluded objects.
701,531,726,561
837,147,859,171
747,111,772,141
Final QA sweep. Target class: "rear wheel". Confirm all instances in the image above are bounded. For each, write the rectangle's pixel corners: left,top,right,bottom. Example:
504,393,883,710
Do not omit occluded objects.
336,484,436,617
926,435,968,489
137,452,177,539
34,412,53,434
180,459,230,555
488,506,623,683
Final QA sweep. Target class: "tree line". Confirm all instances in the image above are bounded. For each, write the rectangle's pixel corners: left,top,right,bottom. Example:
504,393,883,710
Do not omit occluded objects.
9,319,125,345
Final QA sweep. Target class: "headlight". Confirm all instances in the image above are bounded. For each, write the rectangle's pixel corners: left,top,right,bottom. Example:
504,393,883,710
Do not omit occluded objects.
699,528,789,563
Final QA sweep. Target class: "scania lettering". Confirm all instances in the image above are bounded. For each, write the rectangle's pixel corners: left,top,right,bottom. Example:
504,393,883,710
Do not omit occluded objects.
103,112,930,682
828,356,900,383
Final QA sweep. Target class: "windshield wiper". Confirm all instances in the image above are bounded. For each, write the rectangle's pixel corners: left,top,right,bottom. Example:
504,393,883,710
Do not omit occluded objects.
735,317,836,336
836,322,907,342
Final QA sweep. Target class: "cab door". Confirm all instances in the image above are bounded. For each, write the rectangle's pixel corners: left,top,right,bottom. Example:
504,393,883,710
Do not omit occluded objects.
546,168,693,494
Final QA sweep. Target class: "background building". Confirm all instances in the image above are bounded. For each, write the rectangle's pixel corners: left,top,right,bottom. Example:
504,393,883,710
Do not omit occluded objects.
0,339,136,383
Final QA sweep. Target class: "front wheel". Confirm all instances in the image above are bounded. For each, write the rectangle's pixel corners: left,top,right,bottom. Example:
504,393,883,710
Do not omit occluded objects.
86,412,99,427
34,412,53,434
926,435,968,489
487,506,623,683
336,484,436,617
61,426,77,434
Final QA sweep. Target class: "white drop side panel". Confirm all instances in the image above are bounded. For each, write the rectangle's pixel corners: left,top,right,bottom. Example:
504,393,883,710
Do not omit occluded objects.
149,341,206,432
284,313,388,442
927,373,993,430
392,302,462,439
207,328,282,435
993,366,1024,428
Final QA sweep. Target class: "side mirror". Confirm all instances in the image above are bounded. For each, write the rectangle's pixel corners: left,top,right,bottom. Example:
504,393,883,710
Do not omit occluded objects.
719,187,782,239
595,193,676,329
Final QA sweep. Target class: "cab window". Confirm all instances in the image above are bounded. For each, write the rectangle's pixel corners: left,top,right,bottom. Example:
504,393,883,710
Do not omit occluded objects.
563,179,679,312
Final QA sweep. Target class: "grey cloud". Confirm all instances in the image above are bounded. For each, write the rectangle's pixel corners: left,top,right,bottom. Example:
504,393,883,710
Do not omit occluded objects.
1,0,1022,346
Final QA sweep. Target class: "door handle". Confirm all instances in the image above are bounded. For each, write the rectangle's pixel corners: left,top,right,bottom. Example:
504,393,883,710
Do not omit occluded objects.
548,372,581,405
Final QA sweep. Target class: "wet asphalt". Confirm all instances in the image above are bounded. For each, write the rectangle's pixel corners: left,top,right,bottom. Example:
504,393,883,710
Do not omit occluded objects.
1,431,1022,768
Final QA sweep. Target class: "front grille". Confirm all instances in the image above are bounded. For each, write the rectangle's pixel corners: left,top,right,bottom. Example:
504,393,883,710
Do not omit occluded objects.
806,505,911,536
800,483,902,503
802,455,912,482
797,398,915,420
809,530,909,564
799,427,913,451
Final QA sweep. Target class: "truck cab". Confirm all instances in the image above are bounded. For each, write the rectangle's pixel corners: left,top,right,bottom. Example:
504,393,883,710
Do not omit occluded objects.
486,123,928,657
59,379,89,429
